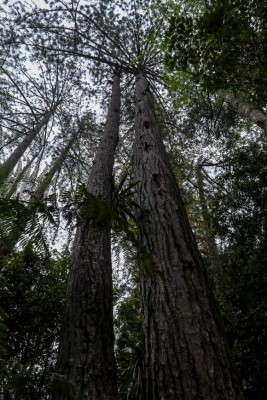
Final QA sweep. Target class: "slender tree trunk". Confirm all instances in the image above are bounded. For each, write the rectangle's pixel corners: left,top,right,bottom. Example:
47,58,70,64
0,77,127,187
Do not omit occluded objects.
33,136,74,201
6,155,37,199
56,70,121,400
221,92,267,131
134,73,244,400
196,163,221,273
0,107,56,185
0,136,74,257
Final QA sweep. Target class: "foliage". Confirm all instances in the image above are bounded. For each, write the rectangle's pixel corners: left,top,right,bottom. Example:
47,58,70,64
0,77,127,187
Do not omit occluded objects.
215,245,267,400
0,307,7,358
211,136,267,251
203,134,267,400
0,196,56,255
115,292,143,400
164,0,267,105
0,247,69,399
62,180,157,279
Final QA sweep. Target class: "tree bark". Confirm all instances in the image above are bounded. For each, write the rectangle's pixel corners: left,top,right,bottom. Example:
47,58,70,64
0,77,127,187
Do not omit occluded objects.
0,106,56,185
221,92,267,131
56,71,121,400
134,73,244,400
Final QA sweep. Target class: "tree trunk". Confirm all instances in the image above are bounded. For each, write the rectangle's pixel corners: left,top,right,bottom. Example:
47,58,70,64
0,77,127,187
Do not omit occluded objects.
0,136,74,257
221,92,267,131
56,71,121,400
33,136,74,201
196,163,221,274
0,107,56,185
134,73,244,400
5,154,37,199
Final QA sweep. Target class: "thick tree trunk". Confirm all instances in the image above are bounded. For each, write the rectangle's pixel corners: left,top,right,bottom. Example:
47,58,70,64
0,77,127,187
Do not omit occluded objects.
0,107,56,185
222,92,267,131
0,136,74,257
134,73,244,400
56,71,121,400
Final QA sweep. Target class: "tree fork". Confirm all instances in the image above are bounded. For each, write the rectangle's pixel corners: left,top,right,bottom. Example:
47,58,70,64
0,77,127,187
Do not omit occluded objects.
56,70,121,400
134,73,244,400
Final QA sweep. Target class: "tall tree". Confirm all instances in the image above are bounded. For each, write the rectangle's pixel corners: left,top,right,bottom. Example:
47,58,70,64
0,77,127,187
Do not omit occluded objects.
0,60,77,186
6,154,37,199
56,68,121,400
0,106,57,185
196,162,221,274
133,72,244,399
0,133,76,257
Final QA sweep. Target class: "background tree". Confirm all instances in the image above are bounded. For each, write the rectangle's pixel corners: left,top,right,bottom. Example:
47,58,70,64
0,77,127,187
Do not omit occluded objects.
0,129,77,257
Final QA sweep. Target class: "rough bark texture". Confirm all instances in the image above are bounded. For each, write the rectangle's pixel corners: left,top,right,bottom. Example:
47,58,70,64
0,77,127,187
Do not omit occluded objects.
56,72,121,400
134,73,244,400
222,92,267,131
0,107,56,185
0,136,74,257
